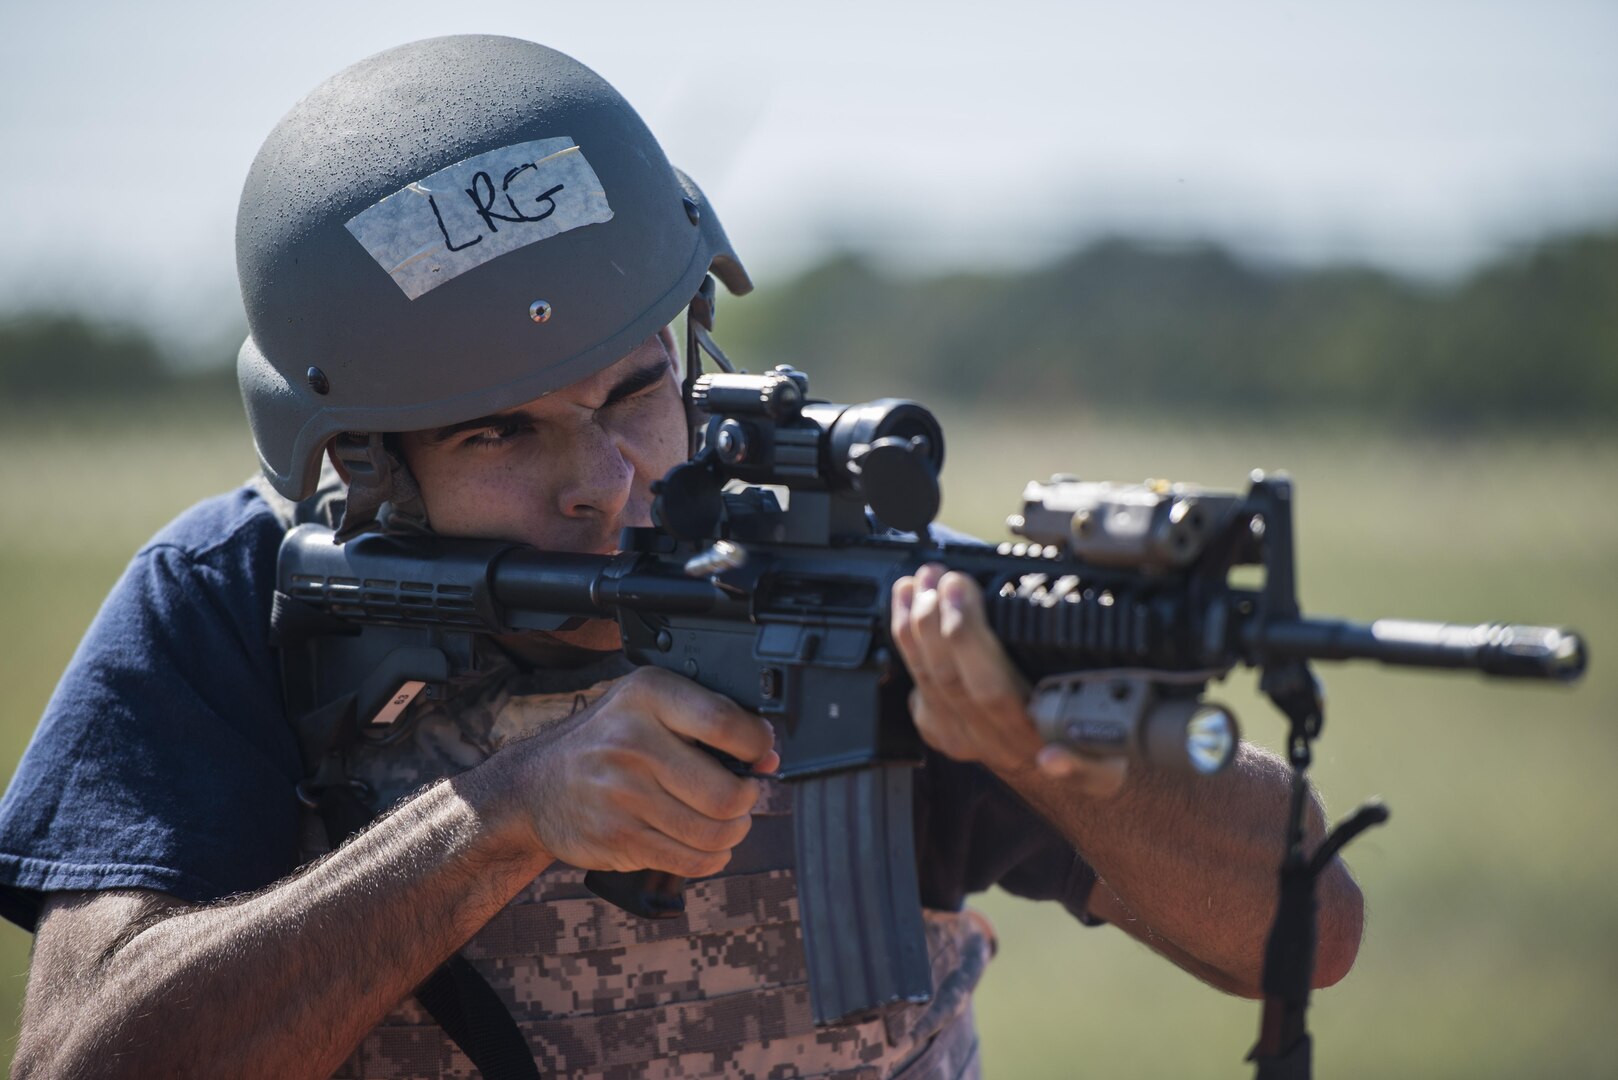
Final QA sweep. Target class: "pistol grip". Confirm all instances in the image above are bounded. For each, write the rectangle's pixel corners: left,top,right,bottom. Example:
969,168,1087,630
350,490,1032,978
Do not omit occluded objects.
583,868,688,919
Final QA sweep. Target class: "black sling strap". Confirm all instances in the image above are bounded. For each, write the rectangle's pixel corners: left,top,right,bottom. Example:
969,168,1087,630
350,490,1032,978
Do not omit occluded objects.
1243,670,1389,1080
413,959,540,1080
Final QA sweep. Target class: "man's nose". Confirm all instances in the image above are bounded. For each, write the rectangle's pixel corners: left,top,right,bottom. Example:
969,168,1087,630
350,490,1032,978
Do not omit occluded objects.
553,427,634,522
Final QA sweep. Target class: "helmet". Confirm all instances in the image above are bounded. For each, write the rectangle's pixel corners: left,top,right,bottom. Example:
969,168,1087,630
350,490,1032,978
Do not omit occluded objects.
236,34,751,502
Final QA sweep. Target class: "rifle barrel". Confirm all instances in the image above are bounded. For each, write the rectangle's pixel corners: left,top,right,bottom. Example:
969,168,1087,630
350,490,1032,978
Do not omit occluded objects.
1254,617,1586,682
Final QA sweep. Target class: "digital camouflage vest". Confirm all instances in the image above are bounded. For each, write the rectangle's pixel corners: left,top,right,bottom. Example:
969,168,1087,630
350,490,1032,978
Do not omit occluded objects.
327,650,995,1080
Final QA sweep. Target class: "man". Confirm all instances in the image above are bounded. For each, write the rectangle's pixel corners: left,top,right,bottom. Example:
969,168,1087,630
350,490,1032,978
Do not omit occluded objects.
0,35,1362,1078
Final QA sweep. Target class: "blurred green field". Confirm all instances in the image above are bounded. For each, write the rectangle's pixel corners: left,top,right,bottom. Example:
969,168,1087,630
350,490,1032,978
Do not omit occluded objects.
0,405,1612,1077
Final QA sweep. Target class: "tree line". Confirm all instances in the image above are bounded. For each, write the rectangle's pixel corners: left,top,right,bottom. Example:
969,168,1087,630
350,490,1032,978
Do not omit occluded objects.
4,227,1614,426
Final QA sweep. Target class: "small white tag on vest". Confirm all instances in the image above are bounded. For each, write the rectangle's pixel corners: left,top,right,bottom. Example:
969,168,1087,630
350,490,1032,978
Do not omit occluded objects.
345,137,614,300
369,680,426,726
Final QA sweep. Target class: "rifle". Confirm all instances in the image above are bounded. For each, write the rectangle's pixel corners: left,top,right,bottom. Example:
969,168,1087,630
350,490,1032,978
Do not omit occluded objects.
274,364,1585,1075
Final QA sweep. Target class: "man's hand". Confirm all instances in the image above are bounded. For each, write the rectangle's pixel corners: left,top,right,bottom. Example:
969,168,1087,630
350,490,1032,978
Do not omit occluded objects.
892,563,1127,798
510,666,780,878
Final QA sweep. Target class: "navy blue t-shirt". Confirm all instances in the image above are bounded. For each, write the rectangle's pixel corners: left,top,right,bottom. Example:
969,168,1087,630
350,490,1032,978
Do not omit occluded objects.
0,485,1096,932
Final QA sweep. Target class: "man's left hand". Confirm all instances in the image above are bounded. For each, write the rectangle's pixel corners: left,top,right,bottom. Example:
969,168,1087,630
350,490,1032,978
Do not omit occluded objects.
891,563,1127,799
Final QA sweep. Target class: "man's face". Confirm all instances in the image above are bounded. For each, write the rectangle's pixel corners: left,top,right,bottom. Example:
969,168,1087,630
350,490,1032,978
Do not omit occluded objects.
394,331,688,650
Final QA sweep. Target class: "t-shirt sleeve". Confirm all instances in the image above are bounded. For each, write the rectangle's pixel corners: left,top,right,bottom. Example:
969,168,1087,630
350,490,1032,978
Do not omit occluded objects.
0,492,304,931
916,749,1104,925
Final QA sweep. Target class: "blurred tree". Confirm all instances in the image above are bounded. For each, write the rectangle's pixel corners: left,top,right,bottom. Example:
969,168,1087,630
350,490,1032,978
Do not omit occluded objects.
0,314,168,401
722,227,1618,426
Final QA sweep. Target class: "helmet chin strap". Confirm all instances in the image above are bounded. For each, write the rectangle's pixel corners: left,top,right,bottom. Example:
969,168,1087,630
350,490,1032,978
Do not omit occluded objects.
682,274,738,458
330,432,431,541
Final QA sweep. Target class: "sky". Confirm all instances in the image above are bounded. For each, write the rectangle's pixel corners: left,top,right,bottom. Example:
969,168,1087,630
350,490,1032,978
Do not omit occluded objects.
2,0,1616,353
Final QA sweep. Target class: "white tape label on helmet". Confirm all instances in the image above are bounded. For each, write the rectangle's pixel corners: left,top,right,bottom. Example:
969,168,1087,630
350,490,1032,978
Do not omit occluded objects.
345,137,614,300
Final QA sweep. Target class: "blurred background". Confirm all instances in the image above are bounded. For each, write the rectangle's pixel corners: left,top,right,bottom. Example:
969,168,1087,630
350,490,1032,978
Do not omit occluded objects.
2,1,1614,1075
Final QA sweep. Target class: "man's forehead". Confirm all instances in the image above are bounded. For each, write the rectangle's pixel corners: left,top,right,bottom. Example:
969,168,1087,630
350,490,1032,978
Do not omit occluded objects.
534,334,671,402
411,334,675,442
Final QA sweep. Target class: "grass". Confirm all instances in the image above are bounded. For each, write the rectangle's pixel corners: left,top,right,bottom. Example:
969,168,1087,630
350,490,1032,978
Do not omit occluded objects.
0,402,1612,1077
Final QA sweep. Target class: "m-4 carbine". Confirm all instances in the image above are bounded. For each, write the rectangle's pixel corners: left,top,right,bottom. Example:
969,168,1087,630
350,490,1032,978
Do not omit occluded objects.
275,365,1585,1070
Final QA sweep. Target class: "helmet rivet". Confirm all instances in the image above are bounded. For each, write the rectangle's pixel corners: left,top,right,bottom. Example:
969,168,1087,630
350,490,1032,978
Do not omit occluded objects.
683,197,701,226
529,300,553,324
306,366,330,395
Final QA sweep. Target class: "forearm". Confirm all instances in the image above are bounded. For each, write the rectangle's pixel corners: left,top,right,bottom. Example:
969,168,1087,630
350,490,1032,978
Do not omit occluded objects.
18,757,550,1080
998,742,1363,995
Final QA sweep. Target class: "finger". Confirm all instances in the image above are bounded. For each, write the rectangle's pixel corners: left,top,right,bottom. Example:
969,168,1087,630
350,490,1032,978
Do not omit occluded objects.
1035,743,1081,778
903,567,960,689
1036,745,1129,799
892,575,916,644
616,826,734,879
892,563,947,668
630,786,754,854
936,573,1031,706
621,668,777,765
891,576,927,679
923,573,1044,767
749,747,783,777
647,734,763,820
899,569,1001,760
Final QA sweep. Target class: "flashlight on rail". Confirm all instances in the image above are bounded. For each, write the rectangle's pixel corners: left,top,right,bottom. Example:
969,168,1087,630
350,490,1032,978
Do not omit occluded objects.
1028,672,1240,775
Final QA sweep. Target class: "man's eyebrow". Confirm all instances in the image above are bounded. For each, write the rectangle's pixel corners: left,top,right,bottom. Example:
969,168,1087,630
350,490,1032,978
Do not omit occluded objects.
603,357,672,406
422,358,671,444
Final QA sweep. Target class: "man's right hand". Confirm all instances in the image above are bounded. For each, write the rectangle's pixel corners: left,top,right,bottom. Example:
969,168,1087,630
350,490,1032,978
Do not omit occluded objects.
507,667,780,880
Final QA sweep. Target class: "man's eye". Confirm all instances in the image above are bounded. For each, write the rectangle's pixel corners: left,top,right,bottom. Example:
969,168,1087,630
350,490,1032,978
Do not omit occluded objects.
602,387,656,411
463,421,531,448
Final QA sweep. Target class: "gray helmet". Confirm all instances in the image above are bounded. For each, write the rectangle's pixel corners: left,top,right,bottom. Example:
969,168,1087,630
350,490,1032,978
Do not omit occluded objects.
236,34,751,501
